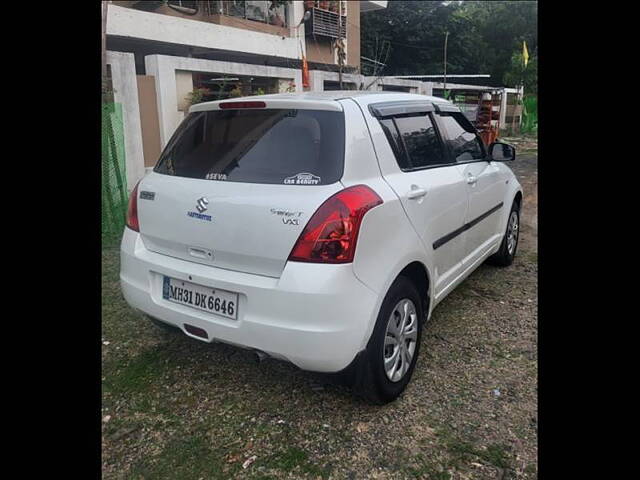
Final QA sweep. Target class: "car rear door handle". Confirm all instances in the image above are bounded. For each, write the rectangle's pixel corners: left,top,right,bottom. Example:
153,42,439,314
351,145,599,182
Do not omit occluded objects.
407,187,427,199
466,175,478,185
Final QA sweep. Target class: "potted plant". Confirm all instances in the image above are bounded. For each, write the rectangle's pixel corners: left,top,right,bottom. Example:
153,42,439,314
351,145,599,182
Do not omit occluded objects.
329,1,338,13
319,1,329,10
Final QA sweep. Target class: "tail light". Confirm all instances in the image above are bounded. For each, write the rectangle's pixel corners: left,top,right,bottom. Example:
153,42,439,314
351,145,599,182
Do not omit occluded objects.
125,182,140,232
288,185,383,264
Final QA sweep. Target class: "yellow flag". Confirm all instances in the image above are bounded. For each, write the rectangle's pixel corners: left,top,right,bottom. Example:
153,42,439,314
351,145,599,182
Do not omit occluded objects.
523,40,529,67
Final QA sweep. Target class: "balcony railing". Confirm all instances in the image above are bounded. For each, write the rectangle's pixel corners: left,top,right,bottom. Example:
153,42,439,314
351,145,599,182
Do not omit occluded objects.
130,1,289,28
216,1,288,27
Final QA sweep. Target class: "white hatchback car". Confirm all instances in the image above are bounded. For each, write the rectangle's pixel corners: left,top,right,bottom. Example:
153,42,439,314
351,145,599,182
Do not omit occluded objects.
120,92,522,404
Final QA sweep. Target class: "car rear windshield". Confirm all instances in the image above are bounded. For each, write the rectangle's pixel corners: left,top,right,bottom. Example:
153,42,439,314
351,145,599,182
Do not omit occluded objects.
154,109,345,185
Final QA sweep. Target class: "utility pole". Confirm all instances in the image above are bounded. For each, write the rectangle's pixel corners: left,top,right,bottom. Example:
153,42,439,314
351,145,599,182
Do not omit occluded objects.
337,1,345,89
443,31,449,98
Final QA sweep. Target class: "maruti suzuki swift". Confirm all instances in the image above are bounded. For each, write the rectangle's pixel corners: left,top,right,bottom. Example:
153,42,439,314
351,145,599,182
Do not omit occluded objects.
120,92,522,404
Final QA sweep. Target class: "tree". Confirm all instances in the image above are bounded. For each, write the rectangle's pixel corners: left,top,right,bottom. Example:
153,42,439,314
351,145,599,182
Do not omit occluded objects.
360,1,538,87
504,52,538,95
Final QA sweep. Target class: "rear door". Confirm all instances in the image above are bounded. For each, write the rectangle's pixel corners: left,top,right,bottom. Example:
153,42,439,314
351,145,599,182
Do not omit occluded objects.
370,104,469,295
137,104,345,278
435,110,506,265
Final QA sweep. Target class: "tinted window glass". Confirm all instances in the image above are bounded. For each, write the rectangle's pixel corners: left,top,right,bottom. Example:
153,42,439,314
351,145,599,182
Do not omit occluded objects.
378,118,409,169
154,109,344,185
394,114,448,169
438,113,486,162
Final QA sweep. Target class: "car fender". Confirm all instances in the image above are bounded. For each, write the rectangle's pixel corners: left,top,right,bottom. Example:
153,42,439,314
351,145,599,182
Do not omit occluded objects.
349,178,434,351
496,170,523,236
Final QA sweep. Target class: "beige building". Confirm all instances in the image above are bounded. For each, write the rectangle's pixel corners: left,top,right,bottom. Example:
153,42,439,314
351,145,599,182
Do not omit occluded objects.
105,1,427,190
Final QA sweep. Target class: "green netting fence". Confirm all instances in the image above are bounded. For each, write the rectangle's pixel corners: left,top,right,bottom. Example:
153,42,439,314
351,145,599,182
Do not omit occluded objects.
521,95,538,134
102,102,128,246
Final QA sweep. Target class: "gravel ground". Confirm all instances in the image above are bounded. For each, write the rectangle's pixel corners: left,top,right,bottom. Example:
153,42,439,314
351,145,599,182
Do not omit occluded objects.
102,145,537,479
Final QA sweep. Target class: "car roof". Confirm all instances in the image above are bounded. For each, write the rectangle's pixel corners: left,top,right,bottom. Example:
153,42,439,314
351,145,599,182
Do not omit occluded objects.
190,91,455,113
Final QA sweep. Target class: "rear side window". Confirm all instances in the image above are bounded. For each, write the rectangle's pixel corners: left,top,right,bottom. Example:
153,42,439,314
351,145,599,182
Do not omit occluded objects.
379,114,449,170
154,109,345,185
437,113,486,162
379,118,409,169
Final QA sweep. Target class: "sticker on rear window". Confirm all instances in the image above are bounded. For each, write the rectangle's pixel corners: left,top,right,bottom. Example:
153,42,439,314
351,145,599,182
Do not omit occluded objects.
284,173,321,185
205,172,227,181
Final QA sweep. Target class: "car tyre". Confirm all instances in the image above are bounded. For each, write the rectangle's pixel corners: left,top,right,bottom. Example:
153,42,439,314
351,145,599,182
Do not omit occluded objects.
357,276,423,405
487,200,520,267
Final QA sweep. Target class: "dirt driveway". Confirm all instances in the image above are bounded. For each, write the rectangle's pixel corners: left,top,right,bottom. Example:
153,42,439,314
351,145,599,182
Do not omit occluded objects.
102,152,538,479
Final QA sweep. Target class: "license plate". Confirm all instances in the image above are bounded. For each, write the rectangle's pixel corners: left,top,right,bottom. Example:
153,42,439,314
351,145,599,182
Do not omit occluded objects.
162,276,238,320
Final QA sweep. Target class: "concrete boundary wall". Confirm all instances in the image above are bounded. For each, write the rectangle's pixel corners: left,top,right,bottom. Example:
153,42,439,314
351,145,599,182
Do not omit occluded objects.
144,55,304,147
308,70,366,91
106,51,145,192
362,76,430,95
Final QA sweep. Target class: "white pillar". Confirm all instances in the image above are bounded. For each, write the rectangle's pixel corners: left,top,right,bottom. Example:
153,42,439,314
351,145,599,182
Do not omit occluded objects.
499,88,508,130
106,51,145,192
420,82,434,96
309,70,325,92
145,55,179,149
518,86,525,127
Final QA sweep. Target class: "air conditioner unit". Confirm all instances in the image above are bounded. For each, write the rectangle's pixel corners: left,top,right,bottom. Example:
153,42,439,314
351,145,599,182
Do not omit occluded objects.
306,7,346,39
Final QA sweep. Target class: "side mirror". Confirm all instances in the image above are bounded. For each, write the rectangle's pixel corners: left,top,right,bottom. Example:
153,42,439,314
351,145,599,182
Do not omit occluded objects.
489,141,516,162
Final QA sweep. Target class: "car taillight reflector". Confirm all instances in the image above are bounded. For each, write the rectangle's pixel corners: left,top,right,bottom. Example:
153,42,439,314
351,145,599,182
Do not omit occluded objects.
288,185,383,264
219,101,266,109
125,181,140,232
184,324,208,339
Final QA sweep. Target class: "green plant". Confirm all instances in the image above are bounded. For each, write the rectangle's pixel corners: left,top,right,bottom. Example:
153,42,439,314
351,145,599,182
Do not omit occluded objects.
229,85,243,98
185,88,210,106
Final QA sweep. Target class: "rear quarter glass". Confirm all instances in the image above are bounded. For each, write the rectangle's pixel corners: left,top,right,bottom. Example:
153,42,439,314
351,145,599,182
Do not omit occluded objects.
154,109,345,185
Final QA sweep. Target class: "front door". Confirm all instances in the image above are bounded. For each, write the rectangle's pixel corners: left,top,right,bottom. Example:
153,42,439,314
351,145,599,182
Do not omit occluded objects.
458,161,505,264
435,111,506,265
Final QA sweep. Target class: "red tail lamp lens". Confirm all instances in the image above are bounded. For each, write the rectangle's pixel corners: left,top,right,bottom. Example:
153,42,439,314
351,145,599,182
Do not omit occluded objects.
219,101,266,109
126,182,140,232
288,185,383,263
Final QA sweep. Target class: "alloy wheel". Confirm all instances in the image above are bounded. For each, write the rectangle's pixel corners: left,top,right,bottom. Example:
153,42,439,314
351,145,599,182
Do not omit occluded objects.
383,299,418,382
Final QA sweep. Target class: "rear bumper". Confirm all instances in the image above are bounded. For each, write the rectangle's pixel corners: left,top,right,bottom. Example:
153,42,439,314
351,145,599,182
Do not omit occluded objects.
119,228,380,372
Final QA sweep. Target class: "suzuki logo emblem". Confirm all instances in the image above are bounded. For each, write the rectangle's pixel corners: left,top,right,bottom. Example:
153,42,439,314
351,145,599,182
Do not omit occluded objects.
196,197,209,213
